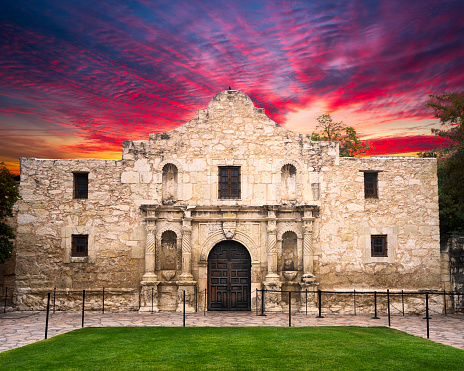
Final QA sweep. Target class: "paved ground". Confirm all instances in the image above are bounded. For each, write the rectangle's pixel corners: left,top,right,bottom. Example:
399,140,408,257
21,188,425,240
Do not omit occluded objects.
1,311,463,353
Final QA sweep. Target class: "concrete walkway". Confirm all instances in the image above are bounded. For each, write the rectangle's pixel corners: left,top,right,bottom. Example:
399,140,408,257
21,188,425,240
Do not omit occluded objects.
1,311,463,353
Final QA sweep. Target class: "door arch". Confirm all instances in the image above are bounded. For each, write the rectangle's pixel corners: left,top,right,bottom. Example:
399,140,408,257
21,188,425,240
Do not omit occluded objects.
208,240,251,311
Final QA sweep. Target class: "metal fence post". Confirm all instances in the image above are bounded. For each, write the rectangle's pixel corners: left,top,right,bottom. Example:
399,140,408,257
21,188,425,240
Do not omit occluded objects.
316,289,324,318
443,289,447,316
372,291,379,319
426,293,430,339
45,292,51,339
259,289,266,316
402,290,404,316
102,287,105,314
3,287,7,313
305,289,308,316
288,291,292,327
387,289,391,327
183,290,186,327
81,289,85,328
195,285,198,313
256,289,258,316
53,287,56,314
353,289,356,316
204,289,207,316
423,292,431,320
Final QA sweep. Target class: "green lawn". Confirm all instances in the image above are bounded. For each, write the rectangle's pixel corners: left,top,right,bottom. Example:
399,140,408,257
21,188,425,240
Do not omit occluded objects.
1,327,463,370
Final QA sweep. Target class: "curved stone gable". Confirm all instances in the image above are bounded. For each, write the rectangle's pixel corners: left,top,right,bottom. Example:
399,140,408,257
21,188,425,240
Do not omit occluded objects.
127,90,338,167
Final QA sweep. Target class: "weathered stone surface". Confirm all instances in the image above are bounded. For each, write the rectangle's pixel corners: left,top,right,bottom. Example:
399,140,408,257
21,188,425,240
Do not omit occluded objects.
442,235,464,311
11,90,444,313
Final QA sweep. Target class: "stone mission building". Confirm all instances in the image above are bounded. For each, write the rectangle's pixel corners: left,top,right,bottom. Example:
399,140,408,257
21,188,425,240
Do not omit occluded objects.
14,90,444,312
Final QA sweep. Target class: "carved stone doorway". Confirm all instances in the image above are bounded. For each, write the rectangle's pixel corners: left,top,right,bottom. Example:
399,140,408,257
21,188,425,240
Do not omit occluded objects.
208,240,251,311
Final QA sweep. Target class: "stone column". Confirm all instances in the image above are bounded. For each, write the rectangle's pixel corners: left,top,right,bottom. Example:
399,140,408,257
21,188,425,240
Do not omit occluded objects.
264,207,281,311
265,209,279,282
302,209,315,276
179,210,193,281
299,209,318,312
142,225,157,282
176,209,197,312
140,216,160,312
303,222,313,275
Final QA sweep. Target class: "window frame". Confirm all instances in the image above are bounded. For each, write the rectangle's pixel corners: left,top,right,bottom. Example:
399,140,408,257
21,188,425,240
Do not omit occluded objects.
71,234,89,257
364,171,378,199
218,166,241,199
73,172,89,199
371,235,387,257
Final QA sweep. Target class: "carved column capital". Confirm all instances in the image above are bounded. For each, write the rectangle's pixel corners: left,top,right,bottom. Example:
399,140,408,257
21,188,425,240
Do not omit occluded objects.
303,221,313,234
182,224,192,234
267,219,277,235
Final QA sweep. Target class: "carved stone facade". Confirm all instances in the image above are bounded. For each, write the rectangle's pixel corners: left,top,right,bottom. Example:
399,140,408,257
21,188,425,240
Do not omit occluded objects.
13,90,444,312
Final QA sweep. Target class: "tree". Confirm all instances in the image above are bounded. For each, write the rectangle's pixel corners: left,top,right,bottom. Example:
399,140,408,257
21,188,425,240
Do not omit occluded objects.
0,163,20,263
420,91,464,239
419,91,464,158
311,114,373,157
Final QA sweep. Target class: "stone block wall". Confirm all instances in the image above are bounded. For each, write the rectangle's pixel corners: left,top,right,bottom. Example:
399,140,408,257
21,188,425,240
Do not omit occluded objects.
121,90,336,207
15,158,145,309
12,90,445,312
316,157,441,290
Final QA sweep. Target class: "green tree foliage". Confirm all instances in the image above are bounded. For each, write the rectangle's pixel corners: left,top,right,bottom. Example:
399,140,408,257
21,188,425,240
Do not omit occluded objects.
420,92,464,238
311,114,373,157
426,91,464,146
0,163,20,263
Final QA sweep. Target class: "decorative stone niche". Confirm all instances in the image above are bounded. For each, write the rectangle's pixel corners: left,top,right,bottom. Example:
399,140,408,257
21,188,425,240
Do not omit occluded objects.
162,163,178,204
282,231,297,270
281,164,297,201
160,230,180,282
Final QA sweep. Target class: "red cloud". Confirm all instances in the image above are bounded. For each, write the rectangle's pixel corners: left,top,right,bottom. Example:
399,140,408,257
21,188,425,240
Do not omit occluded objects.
367,135,454,156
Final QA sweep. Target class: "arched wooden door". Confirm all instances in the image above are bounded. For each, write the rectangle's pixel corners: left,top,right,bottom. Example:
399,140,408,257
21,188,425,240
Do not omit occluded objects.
208,240,251,311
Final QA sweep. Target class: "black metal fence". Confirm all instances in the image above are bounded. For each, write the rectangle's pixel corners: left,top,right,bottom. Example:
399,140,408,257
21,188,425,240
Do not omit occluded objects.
10,288,140,312
2,287,13,313
256,289,464,316
254,288,464,338
3,287,463,341
4,287,464,315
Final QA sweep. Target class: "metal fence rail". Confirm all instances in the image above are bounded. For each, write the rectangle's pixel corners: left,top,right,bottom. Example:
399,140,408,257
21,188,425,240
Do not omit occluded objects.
3,286,463,341
254,288,464,338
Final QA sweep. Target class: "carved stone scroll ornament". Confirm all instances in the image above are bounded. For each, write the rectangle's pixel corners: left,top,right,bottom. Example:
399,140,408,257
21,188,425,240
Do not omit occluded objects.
222,221,236,240
303,221,314,275
267,234,277,254
146,230,155,253
181,225,192,253
303,234,313,255
303,222,313,254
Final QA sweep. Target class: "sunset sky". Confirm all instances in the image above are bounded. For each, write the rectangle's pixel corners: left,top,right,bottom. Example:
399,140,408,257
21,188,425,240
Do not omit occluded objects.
1,0,463,174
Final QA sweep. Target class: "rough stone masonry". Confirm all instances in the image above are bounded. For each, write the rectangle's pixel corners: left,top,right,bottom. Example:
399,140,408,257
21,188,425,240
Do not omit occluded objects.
13,90,445,313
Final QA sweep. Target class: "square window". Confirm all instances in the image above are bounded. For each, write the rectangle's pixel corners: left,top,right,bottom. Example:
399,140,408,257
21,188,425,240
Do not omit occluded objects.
364,172,378,198
73,173,88,199
218,166,241,199
72,235,88,257
371,235,387,257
